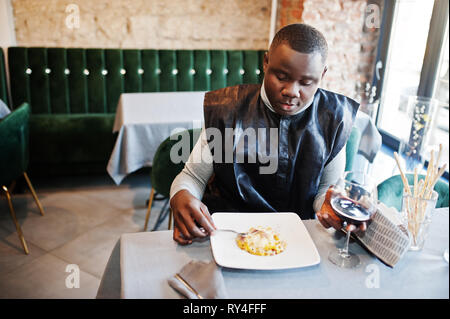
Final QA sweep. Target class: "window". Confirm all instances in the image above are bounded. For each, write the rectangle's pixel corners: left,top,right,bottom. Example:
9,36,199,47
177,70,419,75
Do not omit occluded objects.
374,0,449,176
377,0,434,140
429,33,449,165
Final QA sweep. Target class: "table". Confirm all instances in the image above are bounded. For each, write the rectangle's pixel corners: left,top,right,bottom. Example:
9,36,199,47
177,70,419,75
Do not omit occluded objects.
96,208,449,299
107,92,205,185
0,98,10,119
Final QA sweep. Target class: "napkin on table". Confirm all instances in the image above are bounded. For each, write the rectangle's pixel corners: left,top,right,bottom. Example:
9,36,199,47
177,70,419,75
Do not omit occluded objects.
355,202,411,267
168,260,228,299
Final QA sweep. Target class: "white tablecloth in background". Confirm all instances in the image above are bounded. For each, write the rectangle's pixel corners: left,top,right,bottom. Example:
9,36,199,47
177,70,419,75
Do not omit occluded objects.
0,99,10,119
107,92,205,185
97,208,449,299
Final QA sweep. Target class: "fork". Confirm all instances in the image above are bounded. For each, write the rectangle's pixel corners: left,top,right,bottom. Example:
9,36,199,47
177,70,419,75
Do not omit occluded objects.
214,229,248,237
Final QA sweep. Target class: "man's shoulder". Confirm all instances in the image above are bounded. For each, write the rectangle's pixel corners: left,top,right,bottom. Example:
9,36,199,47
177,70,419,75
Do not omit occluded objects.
315,88,359,121
203,84,262,125
316,88,359,107
311,88,359,133
205,84,261,104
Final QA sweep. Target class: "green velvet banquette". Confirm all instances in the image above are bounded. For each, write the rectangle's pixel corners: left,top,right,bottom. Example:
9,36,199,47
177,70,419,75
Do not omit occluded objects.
6,48,265,175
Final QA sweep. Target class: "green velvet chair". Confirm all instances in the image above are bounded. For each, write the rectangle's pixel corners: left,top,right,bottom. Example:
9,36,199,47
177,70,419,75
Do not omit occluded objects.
0,103,45,254
345,126,362,171
377,174,449,212
144,128,201,231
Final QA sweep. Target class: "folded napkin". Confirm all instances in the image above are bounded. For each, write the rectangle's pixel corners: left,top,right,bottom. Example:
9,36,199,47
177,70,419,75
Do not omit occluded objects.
355,202,411,267
168,260,228,299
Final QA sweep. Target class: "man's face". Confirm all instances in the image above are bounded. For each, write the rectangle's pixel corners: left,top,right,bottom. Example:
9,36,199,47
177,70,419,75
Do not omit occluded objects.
263,43,327,116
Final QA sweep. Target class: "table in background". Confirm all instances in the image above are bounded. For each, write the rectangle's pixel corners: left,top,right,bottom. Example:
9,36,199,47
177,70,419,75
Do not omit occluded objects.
0,98,10,119
97,208,449,299
107,92,205,185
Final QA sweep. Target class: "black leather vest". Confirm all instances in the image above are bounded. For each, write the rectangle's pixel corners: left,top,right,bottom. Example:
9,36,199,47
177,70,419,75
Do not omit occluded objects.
202,84,359,219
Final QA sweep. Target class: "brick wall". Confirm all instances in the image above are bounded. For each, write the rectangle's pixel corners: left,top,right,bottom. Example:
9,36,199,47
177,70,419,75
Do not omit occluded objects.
11,0,271,50
276,0,382,99
11,0,381,100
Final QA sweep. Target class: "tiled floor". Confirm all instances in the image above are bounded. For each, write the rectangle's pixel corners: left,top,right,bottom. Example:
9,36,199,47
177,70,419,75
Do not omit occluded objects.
0,171,169,298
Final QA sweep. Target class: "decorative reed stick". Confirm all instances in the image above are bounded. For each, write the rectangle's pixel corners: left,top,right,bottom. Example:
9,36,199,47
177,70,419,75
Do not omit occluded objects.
394,152,412,196
394,144,446,246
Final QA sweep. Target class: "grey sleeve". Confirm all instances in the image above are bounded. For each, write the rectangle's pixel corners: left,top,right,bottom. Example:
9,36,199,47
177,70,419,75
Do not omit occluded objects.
169,127,213,200
313,146,346,214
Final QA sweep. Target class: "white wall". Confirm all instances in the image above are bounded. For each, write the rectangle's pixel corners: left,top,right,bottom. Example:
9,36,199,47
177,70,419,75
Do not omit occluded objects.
0,0,15,105
0,0,16,48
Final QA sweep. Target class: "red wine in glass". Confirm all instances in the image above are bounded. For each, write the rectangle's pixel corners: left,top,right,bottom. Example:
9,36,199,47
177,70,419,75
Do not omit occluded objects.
327,171,377,268
330,196,372,226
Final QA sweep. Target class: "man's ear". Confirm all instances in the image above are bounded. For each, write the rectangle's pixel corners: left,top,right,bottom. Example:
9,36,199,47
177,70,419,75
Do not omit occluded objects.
321,65,328,79
263,51,269,73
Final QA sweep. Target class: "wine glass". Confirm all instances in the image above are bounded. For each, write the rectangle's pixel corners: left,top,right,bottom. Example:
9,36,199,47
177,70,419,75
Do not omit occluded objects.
328,171,378,268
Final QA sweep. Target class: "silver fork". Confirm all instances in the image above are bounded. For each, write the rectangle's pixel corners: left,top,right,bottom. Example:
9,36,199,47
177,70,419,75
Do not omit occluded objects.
214,229,248,237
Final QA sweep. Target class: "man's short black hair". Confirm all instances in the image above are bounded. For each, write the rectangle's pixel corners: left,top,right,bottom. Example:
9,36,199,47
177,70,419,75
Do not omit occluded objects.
270,23,328,62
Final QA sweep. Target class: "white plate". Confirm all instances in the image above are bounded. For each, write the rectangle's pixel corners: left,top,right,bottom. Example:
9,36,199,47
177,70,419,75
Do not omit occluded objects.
210,212,320,270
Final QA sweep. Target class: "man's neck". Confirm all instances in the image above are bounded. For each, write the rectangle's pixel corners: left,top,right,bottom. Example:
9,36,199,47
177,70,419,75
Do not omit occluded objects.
260,81,314,116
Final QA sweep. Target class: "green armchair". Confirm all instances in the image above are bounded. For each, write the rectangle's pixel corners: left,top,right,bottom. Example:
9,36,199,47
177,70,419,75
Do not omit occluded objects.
345,126,362,171
377,174,449,212
144,128,201,231
0,103,45,254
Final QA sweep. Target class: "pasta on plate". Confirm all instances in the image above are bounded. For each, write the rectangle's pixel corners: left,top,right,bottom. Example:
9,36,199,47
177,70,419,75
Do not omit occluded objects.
236,226,287,256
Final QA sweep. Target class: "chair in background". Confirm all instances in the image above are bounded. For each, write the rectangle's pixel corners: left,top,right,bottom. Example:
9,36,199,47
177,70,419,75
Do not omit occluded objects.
0,103,45,254
345,126,362,171
144,128,201,231
349,111,383,173
377,174,449,212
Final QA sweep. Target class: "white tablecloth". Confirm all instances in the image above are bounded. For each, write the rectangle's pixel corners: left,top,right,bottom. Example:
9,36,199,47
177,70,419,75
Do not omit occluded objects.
107,92,205,184
0,99,10,119
97,208,449,299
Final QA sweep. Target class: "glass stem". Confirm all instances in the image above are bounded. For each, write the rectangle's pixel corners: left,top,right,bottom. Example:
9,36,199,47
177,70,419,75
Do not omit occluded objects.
342,228,352,257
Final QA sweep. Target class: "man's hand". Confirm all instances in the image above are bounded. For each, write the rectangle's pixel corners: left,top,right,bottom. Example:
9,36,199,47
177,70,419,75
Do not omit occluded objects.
316,187,367,234
317,210,367,234
170,190,216,245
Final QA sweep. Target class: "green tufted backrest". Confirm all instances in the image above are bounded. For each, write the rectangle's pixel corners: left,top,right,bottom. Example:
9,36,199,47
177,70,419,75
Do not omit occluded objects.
151,128,201,198
8,48,265,114
0,48,8,106
377,174,449,211
0,103,30,185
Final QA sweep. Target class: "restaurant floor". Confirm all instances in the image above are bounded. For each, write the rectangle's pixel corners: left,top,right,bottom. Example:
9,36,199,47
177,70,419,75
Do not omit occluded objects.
0,170,169,298
0,150,400,298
